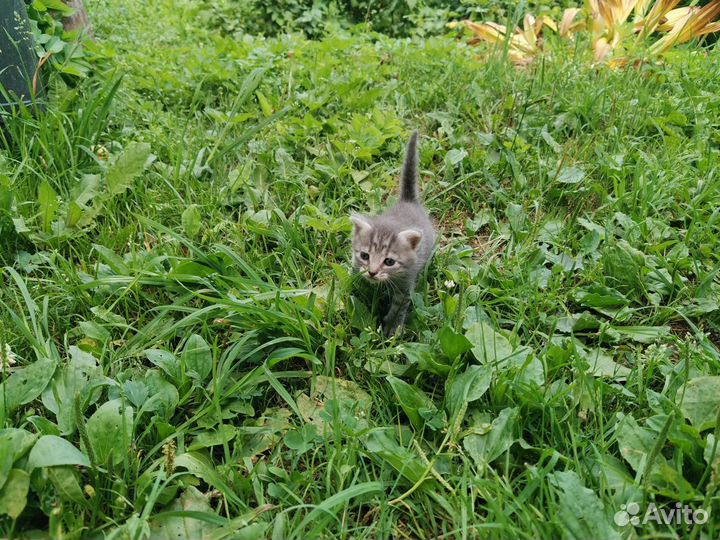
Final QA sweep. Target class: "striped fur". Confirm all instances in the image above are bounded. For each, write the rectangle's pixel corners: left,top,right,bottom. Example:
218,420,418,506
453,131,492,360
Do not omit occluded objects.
399,131,419,202
350,132,436,335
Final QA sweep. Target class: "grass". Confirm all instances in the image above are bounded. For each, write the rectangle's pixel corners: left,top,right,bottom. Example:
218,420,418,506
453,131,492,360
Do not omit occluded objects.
1,0,719,538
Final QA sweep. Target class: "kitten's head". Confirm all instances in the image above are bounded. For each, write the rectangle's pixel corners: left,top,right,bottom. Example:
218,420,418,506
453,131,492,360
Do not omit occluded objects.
350,214,422,283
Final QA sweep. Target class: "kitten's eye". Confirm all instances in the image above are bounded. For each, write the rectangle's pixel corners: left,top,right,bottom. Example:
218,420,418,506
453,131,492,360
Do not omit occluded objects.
360,252,369,261
384,258,396,266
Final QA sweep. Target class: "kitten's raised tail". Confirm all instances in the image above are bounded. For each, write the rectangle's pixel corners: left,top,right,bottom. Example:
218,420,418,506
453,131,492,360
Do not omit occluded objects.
399,131,419,203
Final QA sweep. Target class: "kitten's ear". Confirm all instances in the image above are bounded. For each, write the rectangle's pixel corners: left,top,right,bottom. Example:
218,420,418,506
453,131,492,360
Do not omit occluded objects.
350,214,373,236
398,229,423,251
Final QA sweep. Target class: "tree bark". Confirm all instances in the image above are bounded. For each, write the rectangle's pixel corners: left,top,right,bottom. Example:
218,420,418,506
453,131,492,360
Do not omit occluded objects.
62,0,94,39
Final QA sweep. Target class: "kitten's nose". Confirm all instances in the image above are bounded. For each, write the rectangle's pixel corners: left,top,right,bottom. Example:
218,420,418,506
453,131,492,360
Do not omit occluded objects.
368,270,377,277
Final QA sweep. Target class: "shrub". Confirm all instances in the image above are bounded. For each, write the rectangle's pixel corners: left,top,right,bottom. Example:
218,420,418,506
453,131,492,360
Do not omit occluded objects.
204,0,576,38
25,0,92,80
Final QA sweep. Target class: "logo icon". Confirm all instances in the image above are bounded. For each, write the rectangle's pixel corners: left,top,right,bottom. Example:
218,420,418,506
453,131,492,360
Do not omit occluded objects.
614,502,709,527
614,502,641,526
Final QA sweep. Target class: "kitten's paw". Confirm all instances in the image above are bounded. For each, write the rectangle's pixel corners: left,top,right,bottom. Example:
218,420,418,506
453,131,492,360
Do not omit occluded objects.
382,319,403,337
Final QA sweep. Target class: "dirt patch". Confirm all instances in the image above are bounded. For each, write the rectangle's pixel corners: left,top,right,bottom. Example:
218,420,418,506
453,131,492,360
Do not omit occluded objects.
669,319,693,338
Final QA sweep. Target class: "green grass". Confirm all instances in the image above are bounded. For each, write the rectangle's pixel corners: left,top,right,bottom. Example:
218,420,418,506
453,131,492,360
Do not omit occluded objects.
1,1,720,538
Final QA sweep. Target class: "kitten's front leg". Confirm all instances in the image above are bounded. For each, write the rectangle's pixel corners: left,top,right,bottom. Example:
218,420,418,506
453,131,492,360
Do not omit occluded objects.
383,291,410,336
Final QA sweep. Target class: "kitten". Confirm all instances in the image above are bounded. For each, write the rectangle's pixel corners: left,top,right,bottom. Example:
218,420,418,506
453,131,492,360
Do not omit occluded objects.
350,131,436,336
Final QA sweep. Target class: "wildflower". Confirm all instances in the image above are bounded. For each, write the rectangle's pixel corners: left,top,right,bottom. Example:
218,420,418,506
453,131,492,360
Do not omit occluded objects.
90,144,109,160
0,344,17,369
444,279,456,290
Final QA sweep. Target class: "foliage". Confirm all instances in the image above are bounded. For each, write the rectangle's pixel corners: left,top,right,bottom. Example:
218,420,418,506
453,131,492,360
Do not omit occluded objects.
1,0,720,538
456,0,720,66
25,0,92,80
204,0,573,38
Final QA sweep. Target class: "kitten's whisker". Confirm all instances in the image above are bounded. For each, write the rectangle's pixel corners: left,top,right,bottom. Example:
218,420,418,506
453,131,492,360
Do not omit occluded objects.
386,279,403,295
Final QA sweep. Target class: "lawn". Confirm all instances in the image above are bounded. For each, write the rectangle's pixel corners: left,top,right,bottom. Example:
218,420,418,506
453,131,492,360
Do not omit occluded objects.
1,0,720,538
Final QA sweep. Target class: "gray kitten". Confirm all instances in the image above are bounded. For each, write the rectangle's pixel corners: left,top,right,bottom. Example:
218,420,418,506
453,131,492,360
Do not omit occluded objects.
350,131,436,335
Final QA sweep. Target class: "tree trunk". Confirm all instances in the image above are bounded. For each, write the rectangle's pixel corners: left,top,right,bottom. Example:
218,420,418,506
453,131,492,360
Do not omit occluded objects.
62,0,94,39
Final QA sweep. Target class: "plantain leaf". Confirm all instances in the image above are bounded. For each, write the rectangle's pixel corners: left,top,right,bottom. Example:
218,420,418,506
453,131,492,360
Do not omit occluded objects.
106,142,151,196
144,349,180,382
144,370,180,420
362,428,432,485
549,470,621,540
150,487,214,540
438,325,473,361
679,377,720,431
181,334,212,382
614,413,695,495
401,342,451,377
386,376,444,431
86,399,134,466
47,466,85,504
465,321,513,365
182,205,203,239
0,357,57,415
555,166,586,184
463,407,518,471
0,469,30,520
27,435,90,470
41,347,102,435
445,364,492,424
